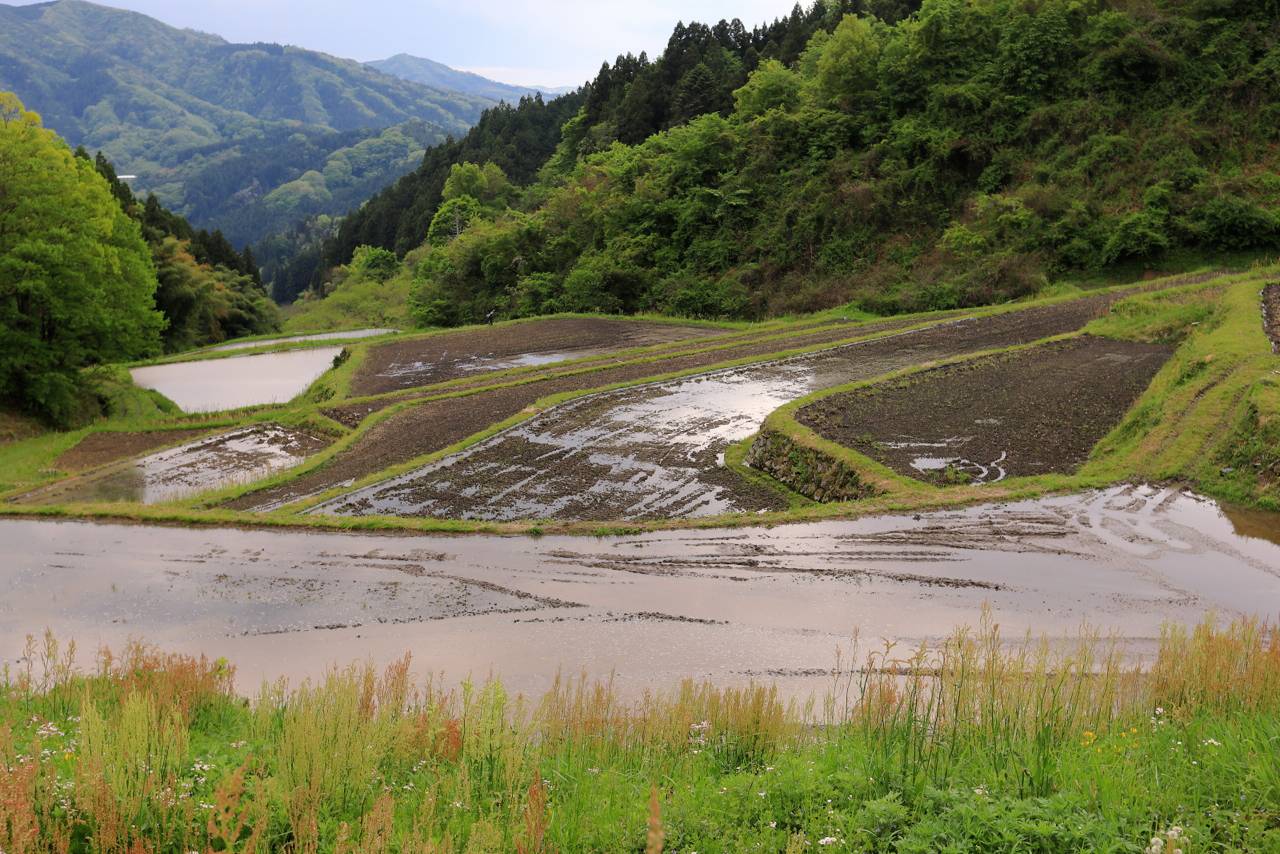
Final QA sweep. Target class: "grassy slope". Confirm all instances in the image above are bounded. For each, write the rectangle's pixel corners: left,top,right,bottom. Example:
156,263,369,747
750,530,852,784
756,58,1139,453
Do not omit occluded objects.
2,618,1277,851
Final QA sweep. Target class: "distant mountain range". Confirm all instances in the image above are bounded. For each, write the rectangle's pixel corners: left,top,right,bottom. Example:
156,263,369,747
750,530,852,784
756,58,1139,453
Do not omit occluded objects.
368,54,574,102
0,0,562,247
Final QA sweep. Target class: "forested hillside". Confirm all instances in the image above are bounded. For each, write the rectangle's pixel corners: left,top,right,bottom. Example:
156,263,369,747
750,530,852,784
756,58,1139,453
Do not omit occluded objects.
299,0,1280,326
0,0,498,246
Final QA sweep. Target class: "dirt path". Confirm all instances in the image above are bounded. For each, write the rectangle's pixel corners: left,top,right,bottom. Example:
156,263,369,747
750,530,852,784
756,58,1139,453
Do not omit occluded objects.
1264,283,1279,353
314,296,1129,521
5,487,1278,698
350,317,724,396
800,337,1172,485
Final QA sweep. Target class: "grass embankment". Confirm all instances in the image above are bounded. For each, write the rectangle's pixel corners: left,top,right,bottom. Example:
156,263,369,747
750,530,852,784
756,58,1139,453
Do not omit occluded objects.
3,618,1278,852
744,270,1280,516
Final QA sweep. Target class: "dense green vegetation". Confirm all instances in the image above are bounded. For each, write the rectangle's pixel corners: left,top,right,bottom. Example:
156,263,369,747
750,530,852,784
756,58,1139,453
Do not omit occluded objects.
3,617,1277,851
0,93,164,425
0,0,512,249
311,2,899,287
299,0,1280,329
83,148,281,354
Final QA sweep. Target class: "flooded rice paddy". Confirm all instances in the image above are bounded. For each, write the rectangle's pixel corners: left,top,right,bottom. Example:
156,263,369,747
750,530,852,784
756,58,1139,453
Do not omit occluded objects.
352,317,723,395
313,313,1138,521
205,328,395,352
3,486,1276,697
13,424,329,505
130,346,343,412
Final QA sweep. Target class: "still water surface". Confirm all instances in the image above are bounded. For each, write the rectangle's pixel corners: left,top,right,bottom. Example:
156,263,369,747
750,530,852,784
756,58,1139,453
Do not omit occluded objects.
131,347,342,412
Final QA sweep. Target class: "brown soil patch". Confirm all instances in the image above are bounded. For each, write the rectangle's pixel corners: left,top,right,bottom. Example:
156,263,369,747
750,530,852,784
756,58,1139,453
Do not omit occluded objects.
53,429,213,471
799,337,1173,484
351,317,724,396
227,292,1135,513
1263,284,1279,353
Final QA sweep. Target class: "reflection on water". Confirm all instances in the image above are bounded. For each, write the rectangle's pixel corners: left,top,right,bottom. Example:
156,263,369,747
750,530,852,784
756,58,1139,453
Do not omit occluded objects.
383,348,607,381
17,425,329,505
2,485,1277,698
131,347,343,412
1223,505,1280,547
206,329,396,353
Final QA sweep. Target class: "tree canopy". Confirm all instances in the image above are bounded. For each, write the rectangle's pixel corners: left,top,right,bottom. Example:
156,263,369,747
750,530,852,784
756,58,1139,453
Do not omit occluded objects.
0,93,163,423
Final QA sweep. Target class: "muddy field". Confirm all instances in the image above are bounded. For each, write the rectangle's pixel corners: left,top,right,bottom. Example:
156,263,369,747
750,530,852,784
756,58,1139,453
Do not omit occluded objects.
311,297,1137,521
350,317,724,396
800,337,1172,485
225,317,917,510
1265,283,1279,352
4,486,1278,698
53,429,213,471
15,424,331,505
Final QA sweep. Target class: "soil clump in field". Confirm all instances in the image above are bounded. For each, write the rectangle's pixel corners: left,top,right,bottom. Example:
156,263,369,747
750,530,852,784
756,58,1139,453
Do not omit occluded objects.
799,337,1172,485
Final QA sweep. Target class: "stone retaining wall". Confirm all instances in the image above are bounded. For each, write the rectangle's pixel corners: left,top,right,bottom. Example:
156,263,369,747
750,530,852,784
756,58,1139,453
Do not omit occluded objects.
744,425,879,503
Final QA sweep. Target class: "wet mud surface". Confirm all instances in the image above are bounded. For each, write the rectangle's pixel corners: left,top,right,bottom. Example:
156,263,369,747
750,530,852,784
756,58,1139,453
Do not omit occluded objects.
4,486,1278,697
14,425,330,505
227,317,913,510
315,297,1132,521
1264,284,1280,352
53,429,213,472
351,317,722,396
131,347,344,413
800,337,1173,485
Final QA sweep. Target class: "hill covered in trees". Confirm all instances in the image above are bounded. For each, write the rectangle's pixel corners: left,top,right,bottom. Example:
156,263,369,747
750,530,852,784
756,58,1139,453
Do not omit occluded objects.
0,0,514,247
296,0,1280,326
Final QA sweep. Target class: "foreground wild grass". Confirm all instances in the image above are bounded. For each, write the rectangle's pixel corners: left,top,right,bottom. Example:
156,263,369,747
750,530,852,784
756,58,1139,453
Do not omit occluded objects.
3,618,1278,852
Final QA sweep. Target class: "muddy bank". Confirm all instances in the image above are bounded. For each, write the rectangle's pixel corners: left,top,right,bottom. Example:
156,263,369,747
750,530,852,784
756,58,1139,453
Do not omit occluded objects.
1264,283,1279,353
15,424,331,505
4,486,1278,698
313,297,1142,521
799,337,1171,485
351,317,723,396
53,429,213,472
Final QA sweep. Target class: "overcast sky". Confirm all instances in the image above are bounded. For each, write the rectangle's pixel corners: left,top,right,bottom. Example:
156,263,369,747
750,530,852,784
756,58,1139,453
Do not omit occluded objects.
14,0,802,87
